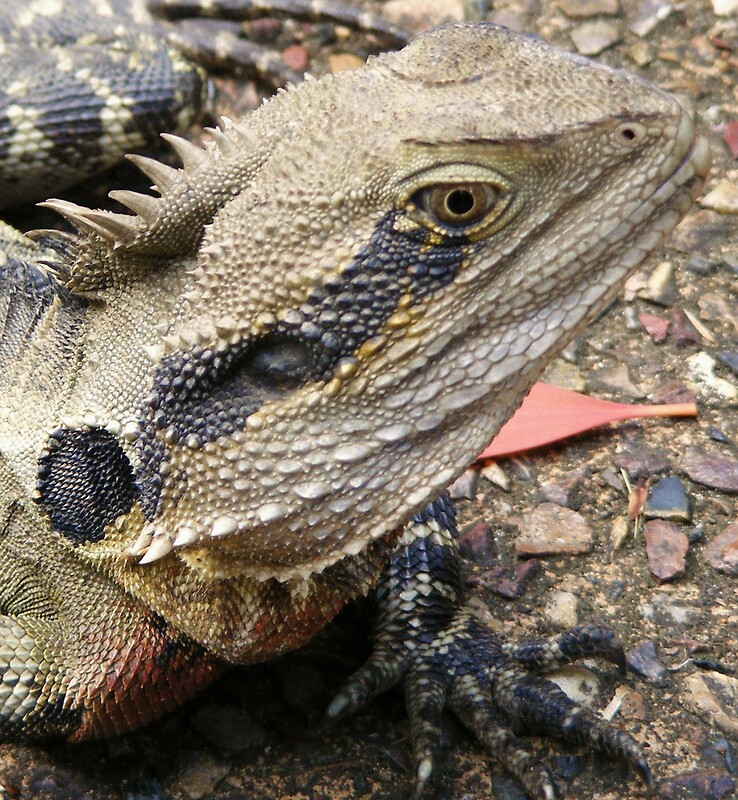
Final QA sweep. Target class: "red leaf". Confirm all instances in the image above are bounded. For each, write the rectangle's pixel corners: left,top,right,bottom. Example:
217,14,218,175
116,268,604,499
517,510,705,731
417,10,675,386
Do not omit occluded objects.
478,383,697,461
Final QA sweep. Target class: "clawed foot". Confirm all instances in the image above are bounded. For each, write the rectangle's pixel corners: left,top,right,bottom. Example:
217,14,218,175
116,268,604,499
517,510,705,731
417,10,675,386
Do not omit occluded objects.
327,617,653,799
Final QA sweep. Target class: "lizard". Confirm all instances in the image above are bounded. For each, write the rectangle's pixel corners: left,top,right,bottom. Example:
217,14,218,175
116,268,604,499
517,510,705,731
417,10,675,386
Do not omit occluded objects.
0,19,711,800
0,0,408,209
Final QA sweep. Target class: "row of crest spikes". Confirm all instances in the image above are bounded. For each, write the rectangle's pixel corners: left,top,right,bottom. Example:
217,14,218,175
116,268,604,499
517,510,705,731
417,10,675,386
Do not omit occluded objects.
38,117,259,248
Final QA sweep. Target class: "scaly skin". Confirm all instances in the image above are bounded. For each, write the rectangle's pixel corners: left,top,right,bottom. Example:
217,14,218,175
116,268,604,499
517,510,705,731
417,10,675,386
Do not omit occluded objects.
0,0,406,207
0,22,710,798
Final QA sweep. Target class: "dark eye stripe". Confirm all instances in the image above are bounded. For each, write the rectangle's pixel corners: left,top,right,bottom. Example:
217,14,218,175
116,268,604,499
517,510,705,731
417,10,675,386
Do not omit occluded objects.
134,210,468,518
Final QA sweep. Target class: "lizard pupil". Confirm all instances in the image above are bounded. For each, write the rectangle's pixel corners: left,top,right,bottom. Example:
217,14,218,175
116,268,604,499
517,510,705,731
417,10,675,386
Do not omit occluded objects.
445,188,475,216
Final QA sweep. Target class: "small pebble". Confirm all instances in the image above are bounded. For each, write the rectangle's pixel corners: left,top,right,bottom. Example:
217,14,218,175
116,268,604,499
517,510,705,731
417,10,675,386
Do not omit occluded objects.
548,666,600,706
544,590,579,628
714,0,738,14
703,739,738,775
687,352,738,400
686,254,718,275
627,40,654,65
626,640,670,686
650,380,696,405
326,52,363,73
610,516,630,552
539,466,590,510
248,17,281,41
191,705,267,754
602,686,648,721
491,775,528,800
459,519,497,567
681,446,738,493
644,476,692,522
639,311,669,342
629,0,672,37
671,210,732,255
598,467,625,492
173,754,230,800
657,769,735,800
687,527,705,545
709,427,735,446
448,468,478,500
717,351,738,378
612,442,670,479
593,363,643,397
383,0,465,29
553,755,583,781
560,338,585,363
540,359,587,391
647,594,702,627
489,9,525,31
488,558,542,599
516,503,594,556
699,292,738,333
281,44,309,72
701,179,738,214
642,260,679,306
643,519,689,582
570,20,621,55
705,521,738,575
480,461,510,491
684,671,738,738
670,307,702,346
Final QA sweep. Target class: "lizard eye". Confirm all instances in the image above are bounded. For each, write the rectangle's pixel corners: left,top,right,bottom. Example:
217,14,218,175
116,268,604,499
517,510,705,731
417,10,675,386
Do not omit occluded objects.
411,183,501,230
241,335,314,389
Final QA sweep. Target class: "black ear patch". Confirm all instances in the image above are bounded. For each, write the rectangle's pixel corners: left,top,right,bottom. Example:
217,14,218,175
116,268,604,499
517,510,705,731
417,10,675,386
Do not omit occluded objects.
36,427,137,545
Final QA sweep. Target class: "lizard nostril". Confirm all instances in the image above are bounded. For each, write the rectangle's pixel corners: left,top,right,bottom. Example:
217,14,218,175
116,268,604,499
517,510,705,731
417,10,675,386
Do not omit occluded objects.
615,122,646,145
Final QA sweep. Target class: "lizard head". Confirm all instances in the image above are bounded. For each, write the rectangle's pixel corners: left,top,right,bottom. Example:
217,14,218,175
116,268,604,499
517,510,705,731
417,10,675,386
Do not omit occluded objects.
48,23,710,582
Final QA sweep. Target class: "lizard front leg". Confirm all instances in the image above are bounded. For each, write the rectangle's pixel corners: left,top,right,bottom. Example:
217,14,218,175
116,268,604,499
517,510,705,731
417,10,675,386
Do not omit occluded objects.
327,494,652,799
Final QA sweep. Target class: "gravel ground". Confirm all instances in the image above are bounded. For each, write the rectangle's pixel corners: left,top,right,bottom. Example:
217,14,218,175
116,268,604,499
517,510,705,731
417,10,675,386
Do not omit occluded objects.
1,1,737,799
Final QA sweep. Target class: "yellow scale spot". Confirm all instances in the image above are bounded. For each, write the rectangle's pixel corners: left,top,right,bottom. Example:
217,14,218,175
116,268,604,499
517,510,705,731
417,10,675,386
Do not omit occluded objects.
386,309,412,329
356,335,387,359
420,230,445,250
334,358,359,380
323,378,343,397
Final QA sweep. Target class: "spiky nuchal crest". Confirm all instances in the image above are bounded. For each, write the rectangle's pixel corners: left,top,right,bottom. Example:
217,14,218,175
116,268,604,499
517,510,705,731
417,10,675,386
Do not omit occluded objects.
88,23,707,582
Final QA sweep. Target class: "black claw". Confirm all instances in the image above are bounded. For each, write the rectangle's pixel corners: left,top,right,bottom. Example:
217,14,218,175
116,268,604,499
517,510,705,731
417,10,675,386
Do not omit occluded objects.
636,757,655,795
690,658,736,676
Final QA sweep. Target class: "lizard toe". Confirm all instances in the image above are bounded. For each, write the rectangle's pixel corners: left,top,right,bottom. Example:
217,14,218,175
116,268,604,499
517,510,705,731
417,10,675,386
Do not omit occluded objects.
326,647,409,720
505,623,627,674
